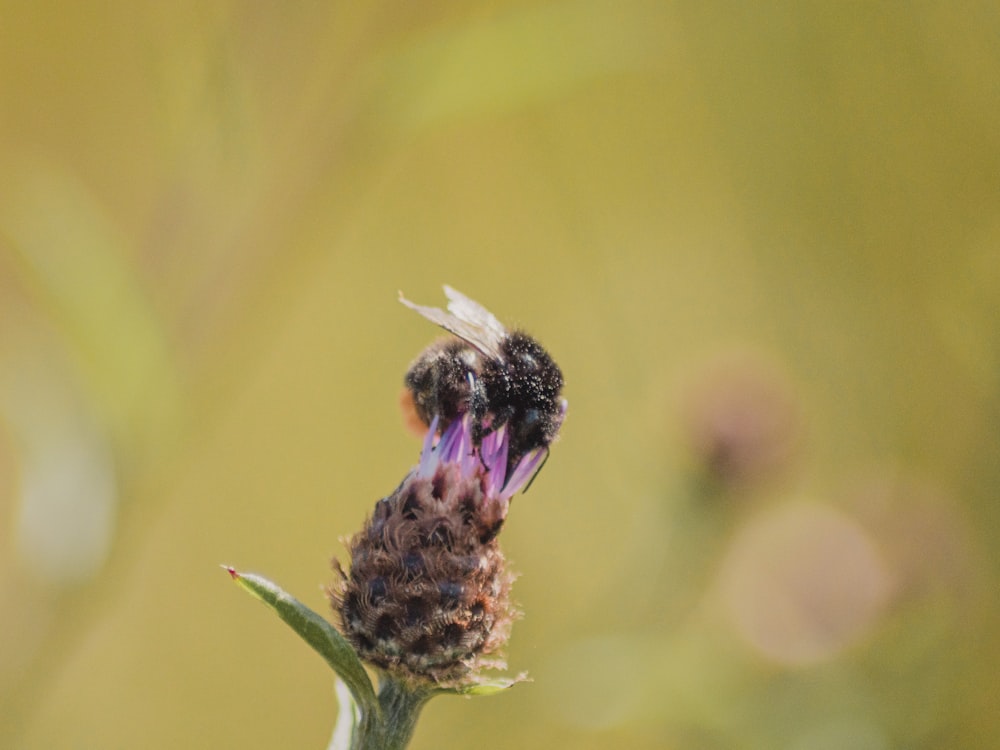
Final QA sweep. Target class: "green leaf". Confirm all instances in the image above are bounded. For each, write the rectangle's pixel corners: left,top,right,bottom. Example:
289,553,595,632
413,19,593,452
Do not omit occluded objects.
435,674,527,696
224,566,378,715
327,678,360,750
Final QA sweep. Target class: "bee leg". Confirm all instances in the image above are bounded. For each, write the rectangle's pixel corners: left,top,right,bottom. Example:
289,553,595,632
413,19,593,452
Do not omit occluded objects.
518,448,550,494
467,372,491,435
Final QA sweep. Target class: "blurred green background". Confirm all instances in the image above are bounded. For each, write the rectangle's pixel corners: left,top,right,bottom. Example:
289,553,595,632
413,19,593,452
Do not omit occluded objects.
1,2,998,748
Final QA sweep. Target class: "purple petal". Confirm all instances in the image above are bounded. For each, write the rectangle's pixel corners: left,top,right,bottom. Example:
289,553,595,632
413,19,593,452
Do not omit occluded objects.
501,447,548,499
438,418,463,464
457,416,478,478
482,427,509,498
418,415,441,477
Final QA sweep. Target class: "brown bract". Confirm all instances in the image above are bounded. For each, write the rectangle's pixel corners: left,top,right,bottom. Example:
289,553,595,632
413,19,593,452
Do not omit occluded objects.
330,464,517,687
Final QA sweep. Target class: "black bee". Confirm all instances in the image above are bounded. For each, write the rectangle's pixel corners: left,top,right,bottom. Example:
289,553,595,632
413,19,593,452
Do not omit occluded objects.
400,286,566,478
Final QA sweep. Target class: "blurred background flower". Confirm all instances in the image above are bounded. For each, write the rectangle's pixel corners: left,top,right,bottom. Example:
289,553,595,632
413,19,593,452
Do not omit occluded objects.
1,2,998,748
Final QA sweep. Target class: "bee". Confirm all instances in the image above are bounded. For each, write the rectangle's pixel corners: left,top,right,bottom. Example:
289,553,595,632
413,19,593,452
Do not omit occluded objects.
400,285,566,480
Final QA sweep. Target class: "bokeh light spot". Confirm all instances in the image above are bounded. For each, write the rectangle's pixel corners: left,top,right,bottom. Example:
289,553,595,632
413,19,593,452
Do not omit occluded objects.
718,501,893,666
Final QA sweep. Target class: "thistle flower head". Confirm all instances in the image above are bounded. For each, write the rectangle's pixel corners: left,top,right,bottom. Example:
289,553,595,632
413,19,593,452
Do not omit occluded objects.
332,413,556,687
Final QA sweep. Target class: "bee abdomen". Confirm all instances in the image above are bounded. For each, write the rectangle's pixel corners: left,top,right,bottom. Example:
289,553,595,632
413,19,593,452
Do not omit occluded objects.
403,339,482,428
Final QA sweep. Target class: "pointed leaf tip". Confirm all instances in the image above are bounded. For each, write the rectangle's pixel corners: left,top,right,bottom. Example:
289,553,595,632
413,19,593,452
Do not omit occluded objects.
225,569,378,715
222,565,239,579
435,673,528,696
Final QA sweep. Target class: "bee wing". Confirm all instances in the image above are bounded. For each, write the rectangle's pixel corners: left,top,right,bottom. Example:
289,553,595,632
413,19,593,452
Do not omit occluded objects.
399,287,506,359
442,285,507,341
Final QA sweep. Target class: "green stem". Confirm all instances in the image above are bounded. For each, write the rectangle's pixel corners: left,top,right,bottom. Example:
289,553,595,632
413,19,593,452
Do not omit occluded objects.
351,675,431,750
378,677,431,749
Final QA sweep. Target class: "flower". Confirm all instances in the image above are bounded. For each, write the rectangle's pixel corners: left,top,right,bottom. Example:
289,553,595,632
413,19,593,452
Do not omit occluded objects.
680,352,799,488
331,413,555,687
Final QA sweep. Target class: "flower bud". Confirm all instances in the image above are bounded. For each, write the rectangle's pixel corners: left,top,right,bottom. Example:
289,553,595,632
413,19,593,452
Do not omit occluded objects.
331,415,550,686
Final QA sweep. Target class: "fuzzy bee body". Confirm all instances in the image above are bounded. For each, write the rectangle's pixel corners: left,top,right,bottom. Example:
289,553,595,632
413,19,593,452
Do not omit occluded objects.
401,286,565,479
404,338,484,429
